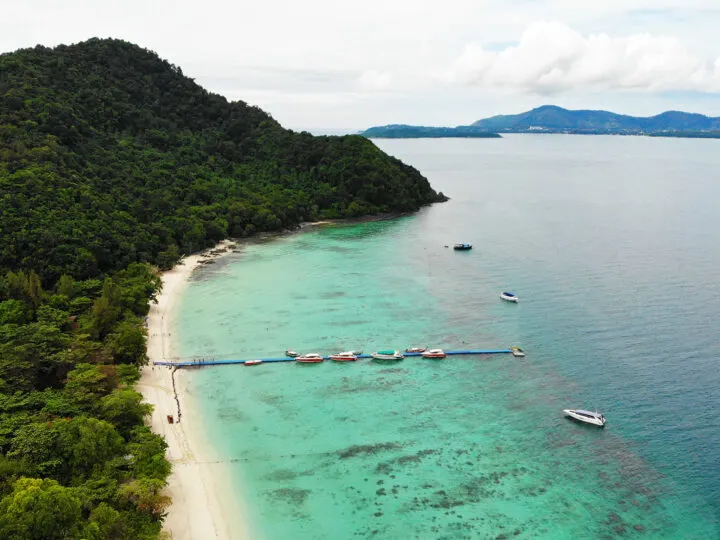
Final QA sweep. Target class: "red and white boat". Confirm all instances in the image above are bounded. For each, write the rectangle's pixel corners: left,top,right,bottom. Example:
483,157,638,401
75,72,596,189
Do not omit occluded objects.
421,349,446,359
296,353,324,363
244,359,263,366
329,351,357,362
405,346,427,353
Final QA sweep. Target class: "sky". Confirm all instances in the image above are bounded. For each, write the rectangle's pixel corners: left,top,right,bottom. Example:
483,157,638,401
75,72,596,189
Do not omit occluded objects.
3,0,720,130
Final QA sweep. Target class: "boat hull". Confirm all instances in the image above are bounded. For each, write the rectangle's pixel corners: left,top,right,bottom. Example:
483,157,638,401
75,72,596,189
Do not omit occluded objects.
244,360,263,366
563,409,606,427
500,294,519,303
330,355,357,362
371,354,404,361
296,356,323,363
422,354,446,359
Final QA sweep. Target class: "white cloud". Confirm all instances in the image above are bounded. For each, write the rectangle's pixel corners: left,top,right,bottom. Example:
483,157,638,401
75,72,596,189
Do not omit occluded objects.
447,21,720,94
358,70,393,91
3,1,720,127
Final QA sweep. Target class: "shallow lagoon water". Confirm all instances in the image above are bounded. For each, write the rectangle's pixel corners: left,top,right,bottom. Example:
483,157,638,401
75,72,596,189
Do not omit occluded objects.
177,135,720,538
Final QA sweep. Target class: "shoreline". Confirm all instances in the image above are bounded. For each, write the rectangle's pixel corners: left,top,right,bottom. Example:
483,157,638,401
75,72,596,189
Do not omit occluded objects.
137,240,249,539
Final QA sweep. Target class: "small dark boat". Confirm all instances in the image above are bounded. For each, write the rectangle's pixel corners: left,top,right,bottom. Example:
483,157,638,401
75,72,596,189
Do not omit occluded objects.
285,349,300,357
453,243,472,251
405,346,427,353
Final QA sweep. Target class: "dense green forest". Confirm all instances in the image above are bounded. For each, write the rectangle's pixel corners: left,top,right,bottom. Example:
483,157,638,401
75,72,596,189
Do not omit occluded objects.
0,265,169,538
0,38,446,285
0,38,446,538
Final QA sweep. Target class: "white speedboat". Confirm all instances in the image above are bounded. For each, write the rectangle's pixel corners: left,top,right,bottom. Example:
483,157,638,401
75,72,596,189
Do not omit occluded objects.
510,346,525,357
371,350,404,361
296,353,323,364
422,349,446,359
285,349,299,357
500,292,519,303
563,409,606,427
244,359,263,366
329,351,357,362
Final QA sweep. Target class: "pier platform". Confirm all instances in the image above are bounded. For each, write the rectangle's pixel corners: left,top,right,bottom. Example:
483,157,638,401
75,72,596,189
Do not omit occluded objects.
153,349,514,367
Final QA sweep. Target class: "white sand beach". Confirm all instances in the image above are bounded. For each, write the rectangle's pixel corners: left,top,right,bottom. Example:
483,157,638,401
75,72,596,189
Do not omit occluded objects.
137,242,249,540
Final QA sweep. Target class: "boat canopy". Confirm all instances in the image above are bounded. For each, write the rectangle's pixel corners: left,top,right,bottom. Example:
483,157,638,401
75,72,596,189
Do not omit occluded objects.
377,350,396,355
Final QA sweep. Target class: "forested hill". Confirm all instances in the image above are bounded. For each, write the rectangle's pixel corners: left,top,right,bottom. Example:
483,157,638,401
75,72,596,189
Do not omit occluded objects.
0,38,446,285
471,105,720,134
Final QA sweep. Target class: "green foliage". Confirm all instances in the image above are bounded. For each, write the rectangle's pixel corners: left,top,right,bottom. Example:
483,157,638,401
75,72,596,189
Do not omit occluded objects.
0,262,168,537
91,278,122,339
118,477,171,519
55,275,75,297
106,321,147,365
126,426,171,480
0,300,32,325
82,502,123,540
0,477,83,540
0,38,444,284
64,363,115,410
100,389,152,438
8,416,125,483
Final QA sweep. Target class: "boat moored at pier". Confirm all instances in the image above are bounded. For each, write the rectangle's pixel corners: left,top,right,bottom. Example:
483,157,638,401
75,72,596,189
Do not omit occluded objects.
510,346,525,357
422,349,446,359
329,352,358,362
296,353,323,363
371,350,404,361
405,346,427,353
285,349,299,357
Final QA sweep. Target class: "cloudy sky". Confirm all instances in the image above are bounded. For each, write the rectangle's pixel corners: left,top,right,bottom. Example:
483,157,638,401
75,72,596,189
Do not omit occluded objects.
3,0,720,130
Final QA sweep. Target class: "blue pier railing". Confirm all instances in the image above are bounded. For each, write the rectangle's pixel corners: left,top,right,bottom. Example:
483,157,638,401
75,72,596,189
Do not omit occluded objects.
153,349,514,367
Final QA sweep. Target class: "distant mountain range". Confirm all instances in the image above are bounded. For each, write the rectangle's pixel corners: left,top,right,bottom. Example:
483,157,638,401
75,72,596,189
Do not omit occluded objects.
361,105,720,138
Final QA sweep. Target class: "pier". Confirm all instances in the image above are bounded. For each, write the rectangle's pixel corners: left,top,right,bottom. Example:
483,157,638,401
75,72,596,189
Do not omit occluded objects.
153,349,514,367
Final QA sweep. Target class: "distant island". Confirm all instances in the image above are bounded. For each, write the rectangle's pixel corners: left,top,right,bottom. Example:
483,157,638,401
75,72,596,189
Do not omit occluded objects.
361,105,720,138
361,125,501,139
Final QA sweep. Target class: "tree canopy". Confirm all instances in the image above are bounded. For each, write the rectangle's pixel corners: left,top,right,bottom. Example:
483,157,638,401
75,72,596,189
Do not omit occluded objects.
0,38,446,285
0,268,170,538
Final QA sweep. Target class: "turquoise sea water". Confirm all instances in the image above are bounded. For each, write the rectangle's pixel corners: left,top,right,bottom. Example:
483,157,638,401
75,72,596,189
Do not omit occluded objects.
176,135,720,539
